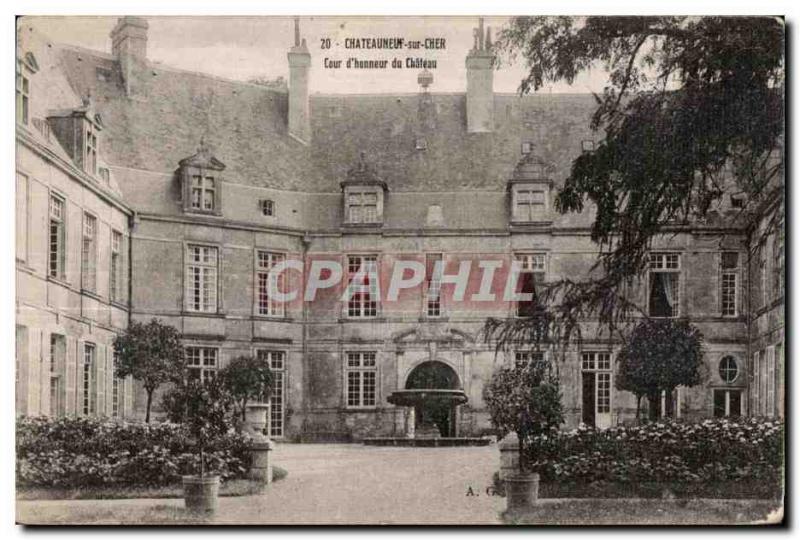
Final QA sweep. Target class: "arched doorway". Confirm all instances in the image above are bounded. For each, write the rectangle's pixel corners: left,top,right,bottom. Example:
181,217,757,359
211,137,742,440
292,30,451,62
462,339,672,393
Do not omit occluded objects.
405,361,462,437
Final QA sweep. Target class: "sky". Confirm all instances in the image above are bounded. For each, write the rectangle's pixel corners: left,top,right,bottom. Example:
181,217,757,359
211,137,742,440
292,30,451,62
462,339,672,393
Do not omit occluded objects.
23,15,608,95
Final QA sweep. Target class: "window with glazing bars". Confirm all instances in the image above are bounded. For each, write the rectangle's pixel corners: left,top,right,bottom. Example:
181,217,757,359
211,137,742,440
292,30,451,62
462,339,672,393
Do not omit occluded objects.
48,195,65,279
81,213,97,292
720,252,739,317
185,347,218,384
82,343,95,416
346,352,377,407
85,123,97,175
257,350,286,437
648,253,680,317
257,251,285,317
347,255,378,317
186,245,218,312
347,191,379,223
191,175,216,211
425,254,443,317
110,230,123,303
516,253,546,317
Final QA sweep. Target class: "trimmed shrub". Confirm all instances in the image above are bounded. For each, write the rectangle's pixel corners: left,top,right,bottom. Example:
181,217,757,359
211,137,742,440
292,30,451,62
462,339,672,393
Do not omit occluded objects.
525,418,783,487
16,416,252,488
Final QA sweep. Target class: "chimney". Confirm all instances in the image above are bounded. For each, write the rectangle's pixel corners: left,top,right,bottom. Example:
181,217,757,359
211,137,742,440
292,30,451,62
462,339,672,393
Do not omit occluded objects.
110,16,149,97
287,17,311,143
465,18,495,133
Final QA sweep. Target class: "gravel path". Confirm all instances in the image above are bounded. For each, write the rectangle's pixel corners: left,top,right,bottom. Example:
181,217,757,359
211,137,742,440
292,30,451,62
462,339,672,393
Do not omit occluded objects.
17,443,504,525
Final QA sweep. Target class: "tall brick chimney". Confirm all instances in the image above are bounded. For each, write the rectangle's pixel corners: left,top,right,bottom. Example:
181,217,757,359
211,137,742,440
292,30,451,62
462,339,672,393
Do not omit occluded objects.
287,17,311,144
465,18,495,133
110,16,149,97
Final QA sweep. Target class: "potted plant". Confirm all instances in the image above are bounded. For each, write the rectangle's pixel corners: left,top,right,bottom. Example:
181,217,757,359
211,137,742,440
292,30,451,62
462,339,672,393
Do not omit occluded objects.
180,378,231,514
483,355,564,511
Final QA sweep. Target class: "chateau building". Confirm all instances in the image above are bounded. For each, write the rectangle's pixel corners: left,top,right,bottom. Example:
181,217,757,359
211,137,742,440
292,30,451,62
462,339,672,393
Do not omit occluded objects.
15,17,784,440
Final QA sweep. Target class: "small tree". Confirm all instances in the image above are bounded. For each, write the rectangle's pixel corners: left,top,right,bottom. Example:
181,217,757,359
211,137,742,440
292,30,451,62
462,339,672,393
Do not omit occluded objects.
616,318,705,420
218,355,274,422
483,358,564,473
113,318,185,422
182,378,232,478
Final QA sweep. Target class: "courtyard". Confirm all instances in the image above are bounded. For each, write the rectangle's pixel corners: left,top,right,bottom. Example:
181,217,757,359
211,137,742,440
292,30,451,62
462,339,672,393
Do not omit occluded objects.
17,443,505,525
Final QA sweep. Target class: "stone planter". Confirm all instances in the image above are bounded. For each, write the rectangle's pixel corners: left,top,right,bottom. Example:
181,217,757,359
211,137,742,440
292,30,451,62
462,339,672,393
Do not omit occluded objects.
182,474,220,514
504,471,539,512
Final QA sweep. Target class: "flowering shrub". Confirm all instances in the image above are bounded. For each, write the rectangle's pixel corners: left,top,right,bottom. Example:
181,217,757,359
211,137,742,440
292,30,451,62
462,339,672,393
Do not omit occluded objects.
16,416,252,488
526,418,783,487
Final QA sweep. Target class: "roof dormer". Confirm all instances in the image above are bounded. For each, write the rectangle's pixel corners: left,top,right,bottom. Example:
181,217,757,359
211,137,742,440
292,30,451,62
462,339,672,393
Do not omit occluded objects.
507,152,555,224
47,95,103,177
178,140,225,216
340,152,388,226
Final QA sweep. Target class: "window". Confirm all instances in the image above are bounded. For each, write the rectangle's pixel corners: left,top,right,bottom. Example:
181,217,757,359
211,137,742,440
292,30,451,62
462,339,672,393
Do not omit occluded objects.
516,253,546,317
191,175,216,212
719,356,739,383
765,346,776,417
346,255,378,318
713,389,742,418
110,230,123,303
256,251,285,317
48,195,65,279
16,64,29,125
730,194,745,208
415,138,428,151
759,245,767,307
582,352,613,427
81,213,97,293
648,253,680,317
82,343,95,416
425,254,443,317
49,334,65,416
773,222,784,299
85,122,97,175
260,199,274,217
257,350,286,437
347,191,379,224
581,140,595,152
16,172,28,262
521,141,533,155
753,347,776,417
112,350,122,417
186,347,218,384
185,245,218,312
514,188,546,222
345,352,377,408
515,351,544,367
720,252,739,317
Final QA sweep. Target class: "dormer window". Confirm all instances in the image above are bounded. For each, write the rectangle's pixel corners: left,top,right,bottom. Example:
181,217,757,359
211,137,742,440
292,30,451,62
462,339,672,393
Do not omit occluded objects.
521,141,533,155
178,142,225,216
581,140,595,152
85,122,98,175
260,199,274,217
415,137,428,151
508,152,554,224
514,188,547,221
341,152,388,226
191,175,216,211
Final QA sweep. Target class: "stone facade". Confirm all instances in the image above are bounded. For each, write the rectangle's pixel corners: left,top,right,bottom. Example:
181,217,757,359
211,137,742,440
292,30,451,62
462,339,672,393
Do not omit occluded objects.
15,17,784,440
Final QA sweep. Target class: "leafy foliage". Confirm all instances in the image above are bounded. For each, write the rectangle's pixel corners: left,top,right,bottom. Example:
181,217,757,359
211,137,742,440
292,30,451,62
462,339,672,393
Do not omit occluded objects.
487,16,784,345
218,355,274,421
525,418,782,494
616,319,705,417
483,359,564,472
113,319,185,422
16,416,251,488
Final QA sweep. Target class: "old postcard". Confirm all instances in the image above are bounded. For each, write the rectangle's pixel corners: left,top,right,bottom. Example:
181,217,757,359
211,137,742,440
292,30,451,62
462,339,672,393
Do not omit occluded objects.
14,14,784,525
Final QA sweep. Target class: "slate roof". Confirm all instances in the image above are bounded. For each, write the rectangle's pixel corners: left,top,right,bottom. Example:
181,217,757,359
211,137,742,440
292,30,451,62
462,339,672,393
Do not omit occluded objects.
52,39,599,194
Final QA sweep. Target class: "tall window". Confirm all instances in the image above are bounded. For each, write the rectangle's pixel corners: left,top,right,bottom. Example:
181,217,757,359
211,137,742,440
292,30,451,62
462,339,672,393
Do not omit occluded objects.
759,245,768,307
515,350,544,367
185,347,218,384
753,347,776,417
516,253,546,317
514,189,546,222
346,255,378,318
256,251,285,317
49,334,65,417
257,350,286,437
48,195,65,279
191,175,216,211
773,223,784,300
347,191,379,223
81,213,97,292
110,230,123,303
85,122,97,175
16,64,29,125
648,253,680,317
16,172,28,262
186,245,218,312
345,351,377,408
425,254,443,317
111,350,123,417
82,343,95,416
713,388,742,418
581,352,613,427
720,252,739,317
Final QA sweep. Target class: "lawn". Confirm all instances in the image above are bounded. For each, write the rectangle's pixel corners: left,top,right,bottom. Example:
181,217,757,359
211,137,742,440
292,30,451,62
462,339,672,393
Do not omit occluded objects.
504,498,784,525
17,466,288,501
